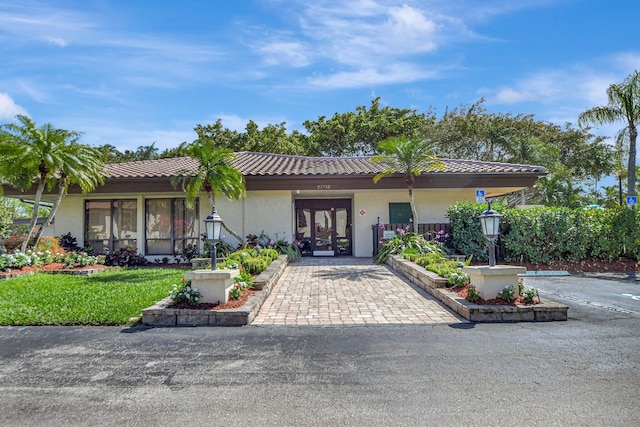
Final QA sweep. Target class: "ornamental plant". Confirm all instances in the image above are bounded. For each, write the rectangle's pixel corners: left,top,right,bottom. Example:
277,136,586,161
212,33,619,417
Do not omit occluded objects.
467,284,480,303
229,272,253,300
497,285,515,303
375,228,443,263
168,279,201,306
521,287,540,304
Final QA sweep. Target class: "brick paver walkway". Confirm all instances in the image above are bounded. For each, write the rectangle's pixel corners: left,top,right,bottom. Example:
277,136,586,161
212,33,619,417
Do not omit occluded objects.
252,257,462,326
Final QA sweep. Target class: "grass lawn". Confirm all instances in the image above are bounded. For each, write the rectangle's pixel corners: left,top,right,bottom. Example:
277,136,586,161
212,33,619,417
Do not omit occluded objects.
0,268,185,326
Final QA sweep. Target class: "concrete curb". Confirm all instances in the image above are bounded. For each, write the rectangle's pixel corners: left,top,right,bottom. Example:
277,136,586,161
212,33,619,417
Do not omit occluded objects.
386,255,568,322
141,255,289,327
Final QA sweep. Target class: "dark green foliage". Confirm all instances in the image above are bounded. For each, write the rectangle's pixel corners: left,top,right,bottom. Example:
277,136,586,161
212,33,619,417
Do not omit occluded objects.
374,231,444,263
447,202,496,262
448,202,640,263
104,247,148,267
58,232,81,252
181,243,200,261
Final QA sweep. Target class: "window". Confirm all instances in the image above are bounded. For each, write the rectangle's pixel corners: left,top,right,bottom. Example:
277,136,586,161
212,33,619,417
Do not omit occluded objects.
145,198,199,255
85,200,137,253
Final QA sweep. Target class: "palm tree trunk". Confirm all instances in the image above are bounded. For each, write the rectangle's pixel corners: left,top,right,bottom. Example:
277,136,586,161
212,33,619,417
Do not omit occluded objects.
21,179,45,253
408,184,419,234
32,178,66,249
207,192,244,244
628,124,637,197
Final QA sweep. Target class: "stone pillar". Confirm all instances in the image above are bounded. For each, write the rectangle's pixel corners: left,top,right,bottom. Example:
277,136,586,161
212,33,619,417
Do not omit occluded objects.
184,269,239,305
463,265,526,300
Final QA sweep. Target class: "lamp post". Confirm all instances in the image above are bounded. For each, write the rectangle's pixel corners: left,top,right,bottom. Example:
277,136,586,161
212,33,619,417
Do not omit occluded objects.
204,206,224,270
479,202,502,267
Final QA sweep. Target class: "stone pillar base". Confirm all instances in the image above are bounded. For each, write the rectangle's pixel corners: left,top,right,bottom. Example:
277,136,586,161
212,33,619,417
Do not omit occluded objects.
184,269,239,305
463,265,526,300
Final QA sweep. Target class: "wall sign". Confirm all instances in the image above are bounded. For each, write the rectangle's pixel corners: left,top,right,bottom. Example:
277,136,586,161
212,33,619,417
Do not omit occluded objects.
383,230,395,239
359,209,366,216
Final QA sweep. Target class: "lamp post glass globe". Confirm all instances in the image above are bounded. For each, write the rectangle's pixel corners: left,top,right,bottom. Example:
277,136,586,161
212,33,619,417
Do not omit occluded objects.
204,207,224,270
479,203,501,267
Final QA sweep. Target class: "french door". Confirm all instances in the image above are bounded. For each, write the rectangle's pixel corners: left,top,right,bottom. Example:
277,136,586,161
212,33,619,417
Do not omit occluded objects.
295,199,352,257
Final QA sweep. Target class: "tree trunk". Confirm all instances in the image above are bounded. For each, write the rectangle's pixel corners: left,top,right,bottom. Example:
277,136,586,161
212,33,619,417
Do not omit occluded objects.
207,192,244,244
627,123,637,197
32,178,66,249
408,184,419,233
21,179,45,253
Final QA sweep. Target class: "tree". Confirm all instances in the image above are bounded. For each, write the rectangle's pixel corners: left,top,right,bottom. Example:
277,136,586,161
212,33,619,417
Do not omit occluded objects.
0,115,103,252
579,70,640,197
31,142,104,248
304,97,436,156
371,137,444,232
171,143,246,243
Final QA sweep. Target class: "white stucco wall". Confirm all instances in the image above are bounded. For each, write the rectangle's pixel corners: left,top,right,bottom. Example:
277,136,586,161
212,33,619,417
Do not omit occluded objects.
51,187,474,258
352,188,474,257
52,196,84,242
205,190,293,247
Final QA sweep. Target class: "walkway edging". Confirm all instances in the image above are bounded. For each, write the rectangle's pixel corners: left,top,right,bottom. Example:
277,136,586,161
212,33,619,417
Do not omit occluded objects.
141,255,289,327
386,255,568,322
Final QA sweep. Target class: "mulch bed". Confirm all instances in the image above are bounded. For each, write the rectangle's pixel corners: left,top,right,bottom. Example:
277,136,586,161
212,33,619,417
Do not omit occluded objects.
172,289,257,311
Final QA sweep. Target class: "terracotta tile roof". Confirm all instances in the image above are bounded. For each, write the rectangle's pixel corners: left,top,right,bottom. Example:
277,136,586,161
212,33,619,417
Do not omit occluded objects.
104,152,546,179
104,157,200,178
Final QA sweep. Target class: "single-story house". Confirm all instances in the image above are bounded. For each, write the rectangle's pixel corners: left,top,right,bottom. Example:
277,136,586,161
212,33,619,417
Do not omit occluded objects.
5,151,545,258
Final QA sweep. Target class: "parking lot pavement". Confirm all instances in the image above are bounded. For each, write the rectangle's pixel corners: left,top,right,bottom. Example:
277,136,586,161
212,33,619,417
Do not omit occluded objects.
523,272,640,317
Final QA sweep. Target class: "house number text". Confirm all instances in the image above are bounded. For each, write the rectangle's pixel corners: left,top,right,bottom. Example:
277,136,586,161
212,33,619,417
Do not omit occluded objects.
317,184,331,190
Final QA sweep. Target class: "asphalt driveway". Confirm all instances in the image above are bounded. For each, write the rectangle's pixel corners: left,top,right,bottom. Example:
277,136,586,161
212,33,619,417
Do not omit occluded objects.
1,267,639,425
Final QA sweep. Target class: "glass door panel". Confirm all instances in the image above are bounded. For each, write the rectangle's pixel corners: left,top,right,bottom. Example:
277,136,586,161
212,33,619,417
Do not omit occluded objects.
295,208,312,256
335,208,352,255
313,209,334,256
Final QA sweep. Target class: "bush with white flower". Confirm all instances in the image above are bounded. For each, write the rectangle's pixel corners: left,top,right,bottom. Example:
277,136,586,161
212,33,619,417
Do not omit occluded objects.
168,279,201,306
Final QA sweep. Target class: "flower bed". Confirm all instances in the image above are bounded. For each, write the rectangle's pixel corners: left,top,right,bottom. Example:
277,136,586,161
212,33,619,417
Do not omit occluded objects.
142,255,289,327
386,255,568,322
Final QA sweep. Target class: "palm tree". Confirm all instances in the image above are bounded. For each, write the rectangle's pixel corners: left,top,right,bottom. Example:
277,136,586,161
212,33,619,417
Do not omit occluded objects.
31,142,104,248
372,137,444,233
172,143,246,242
579,70,640,197
0,115,103,252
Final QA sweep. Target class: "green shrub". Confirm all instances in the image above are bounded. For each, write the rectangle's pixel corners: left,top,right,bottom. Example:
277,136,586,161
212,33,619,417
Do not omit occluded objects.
260,248,280,262
241,257,268,275
449,203,640,264
447,202,495,262
522,287,540,304
467,284,480,303
497,285,515,303
227,250,255,262
374,231,443,263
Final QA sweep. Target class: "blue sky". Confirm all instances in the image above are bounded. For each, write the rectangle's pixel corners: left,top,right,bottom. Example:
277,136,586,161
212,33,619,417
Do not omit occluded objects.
1,0,639,155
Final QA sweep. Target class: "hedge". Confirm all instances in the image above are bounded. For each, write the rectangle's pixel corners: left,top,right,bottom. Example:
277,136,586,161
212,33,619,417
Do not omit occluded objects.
447,202,640,264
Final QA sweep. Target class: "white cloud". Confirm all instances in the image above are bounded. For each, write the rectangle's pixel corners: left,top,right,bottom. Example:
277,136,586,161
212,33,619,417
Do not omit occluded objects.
258,41,311,67
0,3,93,46
309,63,436,88
0,93,28,120
45,36,67,47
